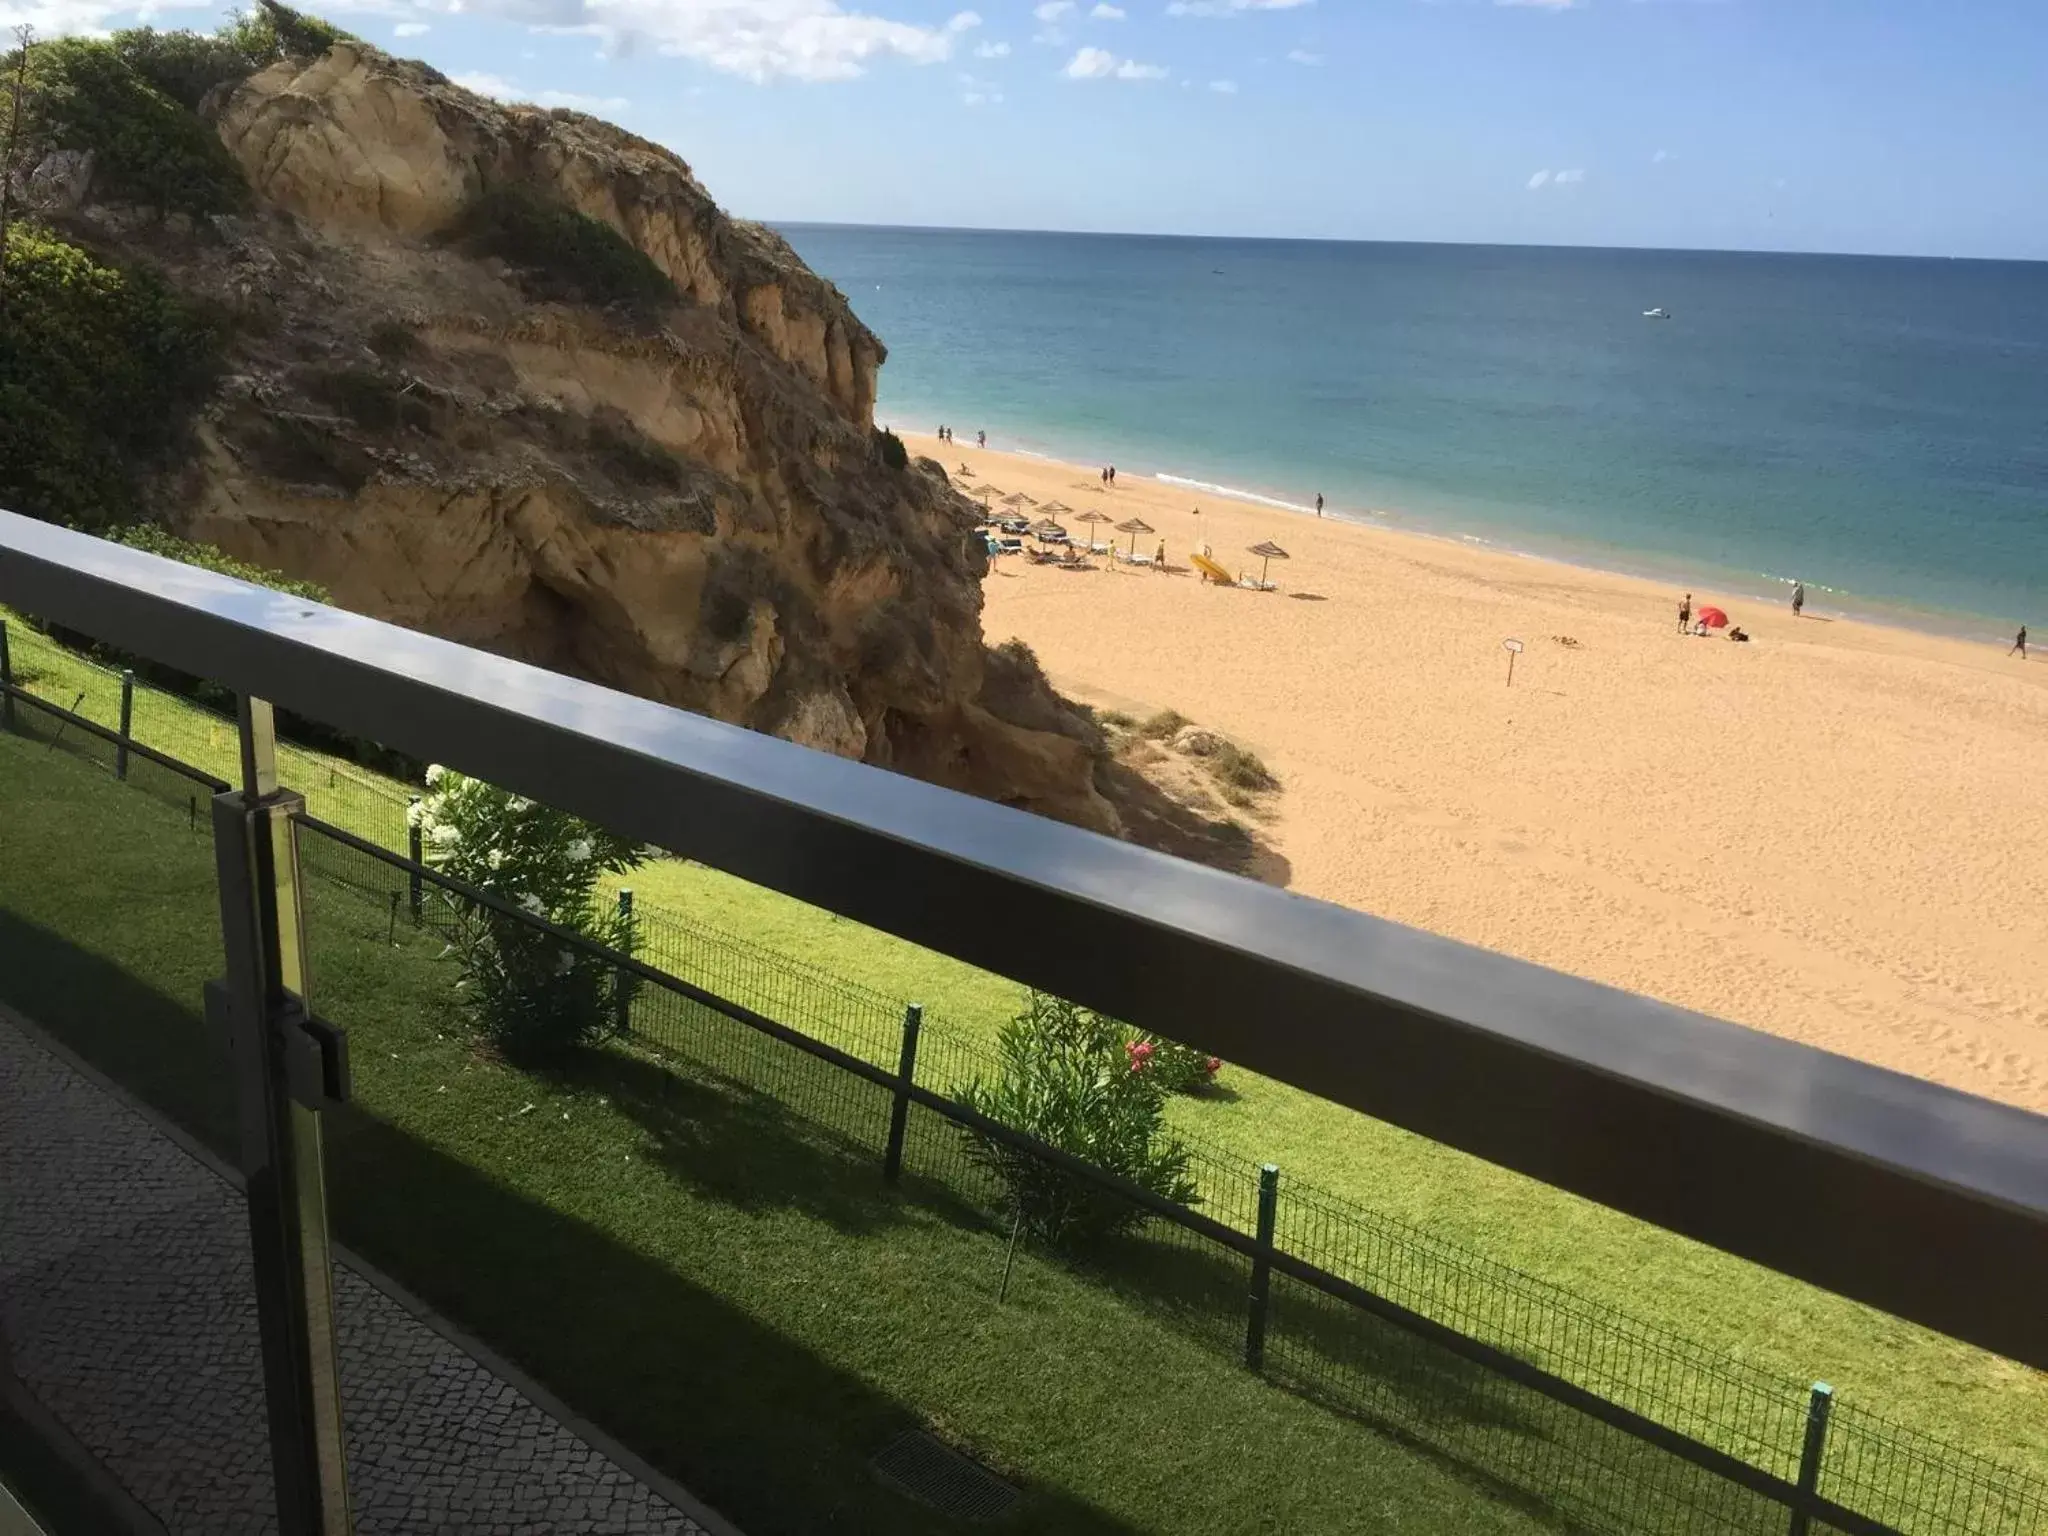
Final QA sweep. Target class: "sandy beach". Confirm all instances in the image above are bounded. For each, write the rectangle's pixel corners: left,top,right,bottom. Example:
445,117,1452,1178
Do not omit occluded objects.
902,431,2048,1114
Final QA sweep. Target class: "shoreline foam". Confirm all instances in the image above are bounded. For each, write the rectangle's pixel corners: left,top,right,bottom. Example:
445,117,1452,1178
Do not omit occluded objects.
904,428,2048,1117
888,403,2024,648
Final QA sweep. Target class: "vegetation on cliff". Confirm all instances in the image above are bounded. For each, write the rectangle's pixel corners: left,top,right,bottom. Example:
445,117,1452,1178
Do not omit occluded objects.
0,224,220,529
448,185,675,314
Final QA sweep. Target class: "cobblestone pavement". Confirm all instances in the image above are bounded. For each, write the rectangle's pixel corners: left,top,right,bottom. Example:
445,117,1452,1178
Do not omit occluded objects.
0,1016,718,1535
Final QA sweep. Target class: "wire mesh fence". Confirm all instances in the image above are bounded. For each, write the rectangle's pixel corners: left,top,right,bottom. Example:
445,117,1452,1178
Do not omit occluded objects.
9,619,2048,1536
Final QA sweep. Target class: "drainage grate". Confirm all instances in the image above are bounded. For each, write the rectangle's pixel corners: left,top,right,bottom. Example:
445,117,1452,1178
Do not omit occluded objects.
871,1430,1021,1522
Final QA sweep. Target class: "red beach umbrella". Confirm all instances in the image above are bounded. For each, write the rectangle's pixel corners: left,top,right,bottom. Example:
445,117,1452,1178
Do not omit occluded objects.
1697,606,1729,629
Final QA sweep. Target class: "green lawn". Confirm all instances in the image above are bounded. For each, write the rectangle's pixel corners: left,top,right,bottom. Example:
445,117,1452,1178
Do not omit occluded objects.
0,724,1576,1536
7,609,2045,1487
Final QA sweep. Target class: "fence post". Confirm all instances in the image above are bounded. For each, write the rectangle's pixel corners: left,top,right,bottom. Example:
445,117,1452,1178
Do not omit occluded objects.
0,618,13,735
882,1003,923,1183
115,669,135,780
406,798,424,925
1245,1163,1280,1372
612,888,636,1036
1787,1381,1833,1536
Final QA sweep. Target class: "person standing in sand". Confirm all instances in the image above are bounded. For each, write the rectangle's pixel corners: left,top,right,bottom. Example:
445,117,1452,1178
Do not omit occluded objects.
1679,593,1692,633
2013,626,2028,659
1316,493,1325,518
1108,466,1117,487
1792,581,1805,617
977,430,986,449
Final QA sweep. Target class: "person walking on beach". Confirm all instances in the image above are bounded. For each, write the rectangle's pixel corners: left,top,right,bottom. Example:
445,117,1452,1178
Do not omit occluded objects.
1678,593,1692,633
2013,625,2028,659
1108,465,1117,487
1100,466,1109,488
977,430,986,449
1792,581,1805,617
1315,492,1324,518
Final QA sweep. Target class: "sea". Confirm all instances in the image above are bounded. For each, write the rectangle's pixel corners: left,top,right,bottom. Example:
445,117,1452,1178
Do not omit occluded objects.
775,226,2048,636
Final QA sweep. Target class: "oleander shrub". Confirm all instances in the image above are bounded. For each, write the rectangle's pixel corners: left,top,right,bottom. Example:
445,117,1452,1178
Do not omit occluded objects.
414,769,644,1063
1131,1036,1223,1094
957,992,1199,1250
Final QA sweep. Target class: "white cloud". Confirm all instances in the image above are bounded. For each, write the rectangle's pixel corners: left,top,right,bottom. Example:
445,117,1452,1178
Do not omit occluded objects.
1165,0,1311,15
1208,77,1237,92
1553,167,1585,184
974,39,1010,56
1,0,209,37
1285,48,1322,64
394,21,430,36
1527,169,1551,190
1034,0,1074,16
438,0,985,84
1651,149,1670,164
958,69,1002,103
452,71,630,114
1090,1,1125,15
1063,44,1164,79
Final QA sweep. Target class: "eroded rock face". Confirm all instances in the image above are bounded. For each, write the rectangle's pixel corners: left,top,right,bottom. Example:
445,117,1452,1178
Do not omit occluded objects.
214,45,880,423
146,43,1117,834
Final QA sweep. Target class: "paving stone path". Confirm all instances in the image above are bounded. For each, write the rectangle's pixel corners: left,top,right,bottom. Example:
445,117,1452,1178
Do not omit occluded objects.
0,1014,721,1535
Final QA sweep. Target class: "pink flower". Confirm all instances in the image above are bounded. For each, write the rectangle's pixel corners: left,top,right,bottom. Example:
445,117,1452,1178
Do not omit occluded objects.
1125,1040,1155,1073
1204,1056,1222,1076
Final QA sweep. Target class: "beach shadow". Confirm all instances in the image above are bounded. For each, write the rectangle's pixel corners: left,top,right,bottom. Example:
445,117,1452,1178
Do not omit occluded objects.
1286,591,1329,603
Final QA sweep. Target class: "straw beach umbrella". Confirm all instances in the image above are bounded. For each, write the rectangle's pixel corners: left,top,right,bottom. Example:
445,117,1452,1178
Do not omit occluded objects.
1115,517,1155,557
1248,540,1290,586
1073,508,1112,552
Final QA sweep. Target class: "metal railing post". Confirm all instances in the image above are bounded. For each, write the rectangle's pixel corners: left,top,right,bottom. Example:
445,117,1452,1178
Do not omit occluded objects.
406,798,423,925
1786,1382,1834,1536
0,617,14,734
211,696,352,1536
115,669,134,780
613,888,636,1035
1245,1163,1280,1371
882,1003,923,1183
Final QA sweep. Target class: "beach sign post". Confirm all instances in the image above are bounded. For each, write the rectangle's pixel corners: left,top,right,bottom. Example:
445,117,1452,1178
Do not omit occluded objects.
1503,637,1524,687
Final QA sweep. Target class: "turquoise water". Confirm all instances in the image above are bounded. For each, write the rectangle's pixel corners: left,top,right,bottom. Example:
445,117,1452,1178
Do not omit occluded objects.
777,226,2048,634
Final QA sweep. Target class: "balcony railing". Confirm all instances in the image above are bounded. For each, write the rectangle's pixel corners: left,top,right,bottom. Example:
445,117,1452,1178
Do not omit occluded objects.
2,507,2045,1536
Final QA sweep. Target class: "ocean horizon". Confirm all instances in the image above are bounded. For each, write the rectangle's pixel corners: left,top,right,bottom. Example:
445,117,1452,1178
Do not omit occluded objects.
777,224,2048,639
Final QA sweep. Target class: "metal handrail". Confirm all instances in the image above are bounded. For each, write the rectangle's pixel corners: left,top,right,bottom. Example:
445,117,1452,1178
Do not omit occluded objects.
3,509,2044,1371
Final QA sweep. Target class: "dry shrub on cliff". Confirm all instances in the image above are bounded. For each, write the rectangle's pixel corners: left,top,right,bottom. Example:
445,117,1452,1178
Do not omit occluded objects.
300,365,432,434
449,186,675,315
1208,739,1278,795
1138,709,1190,742
586,410,683,490
874,427,908,471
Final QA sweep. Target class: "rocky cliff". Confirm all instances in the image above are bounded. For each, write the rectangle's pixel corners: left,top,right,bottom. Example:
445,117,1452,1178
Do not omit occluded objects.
11,29,1120,832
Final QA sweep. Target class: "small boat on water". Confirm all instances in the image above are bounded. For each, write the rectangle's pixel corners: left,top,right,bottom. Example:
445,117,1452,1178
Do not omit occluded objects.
1643,307,1671,319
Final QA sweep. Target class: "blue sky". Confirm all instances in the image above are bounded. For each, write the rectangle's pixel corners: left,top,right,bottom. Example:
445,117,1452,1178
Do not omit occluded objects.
17,0,2048,258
